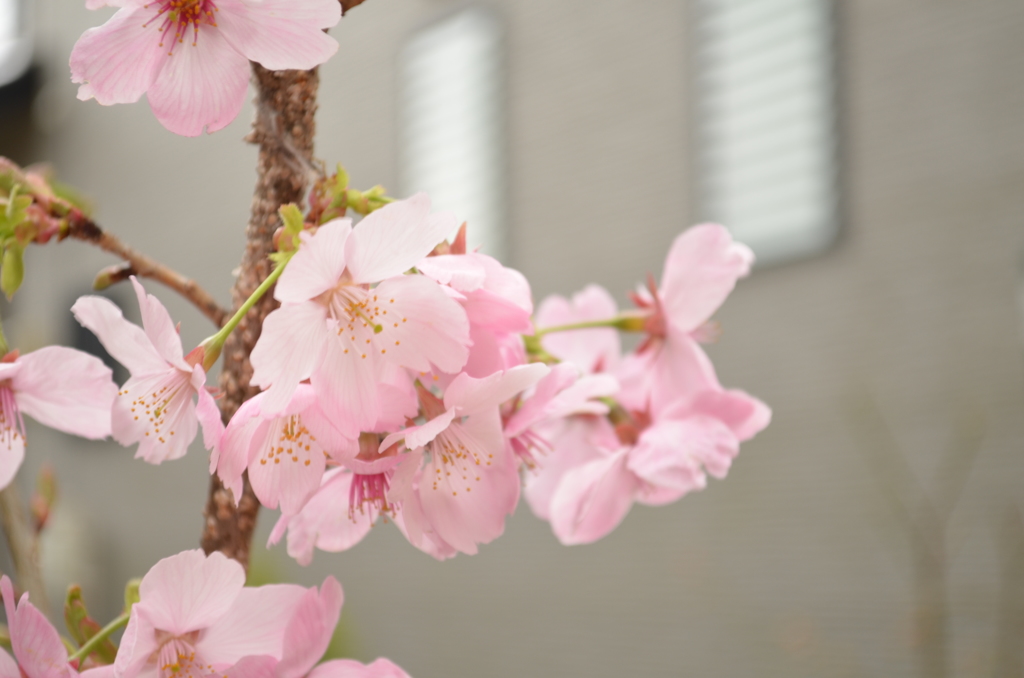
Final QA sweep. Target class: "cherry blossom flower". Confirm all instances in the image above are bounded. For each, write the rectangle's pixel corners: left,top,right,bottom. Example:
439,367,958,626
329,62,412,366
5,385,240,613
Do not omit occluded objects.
0,346,115,491
381,364,549,556
623,223,754,411
70,0,341,136
113,550,313,678
251,194,471,434
215,384,353,515
0,575,77,678
72,277,222,464
533,386,769,545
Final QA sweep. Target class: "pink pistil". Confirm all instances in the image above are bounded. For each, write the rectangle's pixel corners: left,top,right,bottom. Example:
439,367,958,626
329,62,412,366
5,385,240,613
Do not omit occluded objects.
142,0,219,53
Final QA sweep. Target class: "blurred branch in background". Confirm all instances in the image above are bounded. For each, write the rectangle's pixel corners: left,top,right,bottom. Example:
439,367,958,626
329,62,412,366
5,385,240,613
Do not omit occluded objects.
0,482,49,616
993,506,1024,678
848,392,986,678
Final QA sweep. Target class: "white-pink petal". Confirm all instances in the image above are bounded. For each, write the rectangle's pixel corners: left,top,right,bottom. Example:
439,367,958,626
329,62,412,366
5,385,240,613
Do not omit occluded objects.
136,550,245,636
146,26,251,136
70,5,167,105
251,302,329,416
197,583,307,665
346,194,453,283
275,219,353,304
216,0,340,71
130,277,187,369
71,295,168,376
307,658,412,678
550,448,638,546
12,346,115,440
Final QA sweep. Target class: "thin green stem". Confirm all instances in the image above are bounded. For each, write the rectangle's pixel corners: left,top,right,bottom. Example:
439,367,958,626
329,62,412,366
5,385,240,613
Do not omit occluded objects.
210,260,288,349
68,612,129,664
534,312,646,338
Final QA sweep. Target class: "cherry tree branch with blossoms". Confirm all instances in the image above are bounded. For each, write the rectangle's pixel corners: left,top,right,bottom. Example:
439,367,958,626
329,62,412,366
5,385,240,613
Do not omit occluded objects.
0,0,772,675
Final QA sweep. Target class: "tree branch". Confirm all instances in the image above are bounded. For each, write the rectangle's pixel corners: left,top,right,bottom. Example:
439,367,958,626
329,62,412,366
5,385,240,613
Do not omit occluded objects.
200,64,320,571
62,211,229,327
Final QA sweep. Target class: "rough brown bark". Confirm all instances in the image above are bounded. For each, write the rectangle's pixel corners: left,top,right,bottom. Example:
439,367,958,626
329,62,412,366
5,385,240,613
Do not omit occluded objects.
200,64,320,570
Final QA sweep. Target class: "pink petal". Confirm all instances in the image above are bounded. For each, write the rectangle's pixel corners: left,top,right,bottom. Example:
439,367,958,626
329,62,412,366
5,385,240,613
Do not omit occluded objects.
536,284,620,374
550,448,638,545
461,325,527,378
308,658,412,678
503,363,580,438
415,254,487,292
222,655,279,678
373,275,471,374
1,576,73,678
198,584,307,665
276,577,343,678
688,388,771,442
346,195,454,283
137,550,245,636
626,417,729,497
131,277,186,369
523,417,614,521
113,605,155,678
462,287,532,334
70,5,167,104
0,648,18,678
275,219,353,304
0,429,25,491
312,333,383,436
12,346,115,440
444,364,550,416
195,370,225,451
381,408,456,453
146,26,250,136
659,224,754,333
217,400,265,499
250,303,329,416
71,295,167,376
216,0,340,71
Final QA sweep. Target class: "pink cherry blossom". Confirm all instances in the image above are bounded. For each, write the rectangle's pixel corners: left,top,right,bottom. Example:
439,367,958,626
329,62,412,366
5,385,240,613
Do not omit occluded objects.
70,0,341,136
215,384,353,515
623,223,754,411
72,277,223,464
539,386,769,545
251,194,471,434
381,363,549,555
1,575,76,678
0,346,115,491
114,550,312,678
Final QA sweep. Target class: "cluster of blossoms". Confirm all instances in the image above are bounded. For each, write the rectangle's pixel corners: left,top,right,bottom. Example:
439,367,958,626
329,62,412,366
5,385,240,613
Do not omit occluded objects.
63,193,768,564
0,550,408,677
0,2,768,675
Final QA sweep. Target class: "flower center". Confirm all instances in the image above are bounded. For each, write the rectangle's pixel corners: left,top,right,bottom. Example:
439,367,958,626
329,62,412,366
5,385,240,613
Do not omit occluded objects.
123,370,191,445
348,472,392,517
155,636,216,678
258,415,319,468
428,429,490,497
321,281,405,361
0,384,24,450
143,0,219,54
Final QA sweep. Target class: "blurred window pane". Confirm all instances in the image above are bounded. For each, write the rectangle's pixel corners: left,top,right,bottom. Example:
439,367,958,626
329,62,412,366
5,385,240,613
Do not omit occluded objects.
0,0,30,88
400,8,505,259
695,0,838,265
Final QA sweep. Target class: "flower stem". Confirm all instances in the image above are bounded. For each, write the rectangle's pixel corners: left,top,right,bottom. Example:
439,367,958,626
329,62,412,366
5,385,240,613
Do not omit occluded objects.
202,259,288,369
534,312,647,337
0,312,8,355
68,612,130,664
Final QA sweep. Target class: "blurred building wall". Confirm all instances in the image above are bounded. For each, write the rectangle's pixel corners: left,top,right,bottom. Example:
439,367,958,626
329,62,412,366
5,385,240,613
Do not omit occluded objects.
0,1,1022,677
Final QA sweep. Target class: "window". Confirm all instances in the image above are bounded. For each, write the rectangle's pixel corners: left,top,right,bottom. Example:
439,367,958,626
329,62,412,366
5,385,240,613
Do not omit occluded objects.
0,0,31,88
399,8,505,259
694,0,839,265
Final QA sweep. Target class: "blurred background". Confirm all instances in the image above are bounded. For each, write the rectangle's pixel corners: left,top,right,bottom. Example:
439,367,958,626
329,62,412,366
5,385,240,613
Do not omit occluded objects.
0,0,1022,676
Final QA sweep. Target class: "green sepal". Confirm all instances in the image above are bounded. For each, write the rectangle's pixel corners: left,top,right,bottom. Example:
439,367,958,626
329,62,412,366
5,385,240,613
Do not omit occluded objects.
277,203,304,253
2,243,25,300
64,585,118,664
123,579,141,613
0,623,10,652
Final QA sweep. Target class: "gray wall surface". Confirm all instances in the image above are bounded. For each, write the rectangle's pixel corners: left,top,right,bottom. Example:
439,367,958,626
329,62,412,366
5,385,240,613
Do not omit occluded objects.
1,1,1022,677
